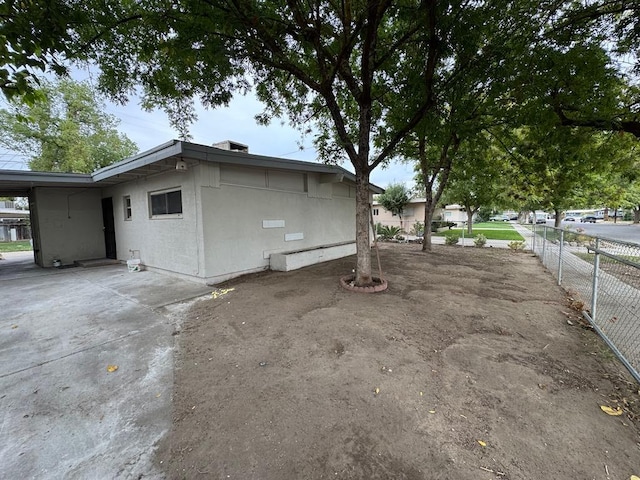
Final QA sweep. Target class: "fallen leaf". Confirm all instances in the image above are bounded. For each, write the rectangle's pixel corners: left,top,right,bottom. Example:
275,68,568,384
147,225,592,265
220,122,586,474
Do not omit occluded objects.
600,405,623,416
630,475,640,480
419,391,424,396
11,325,18,329
211,287,235,299
374,387,380,394
106,365,118,373
428,410,436,414
477,440,487,447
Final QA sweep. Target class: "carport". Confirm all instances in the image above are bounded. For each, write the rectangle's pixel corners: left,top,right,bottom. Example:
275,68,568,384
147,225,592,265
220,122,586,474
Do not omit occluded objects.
0,254,212,478
0,170,111,267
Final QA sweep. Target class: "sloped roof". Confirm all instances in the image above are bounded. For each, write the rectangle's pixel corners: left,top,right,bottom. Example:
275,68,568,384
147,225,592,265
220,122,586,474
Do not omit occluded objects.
0,140,383,195
0,170,96,196
92,140,383,192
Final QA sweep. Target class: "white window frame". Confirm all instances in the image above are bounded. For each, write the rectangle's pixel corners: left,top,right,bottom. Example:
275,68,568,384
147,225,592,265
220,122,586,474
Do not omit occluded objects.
123,195,132,221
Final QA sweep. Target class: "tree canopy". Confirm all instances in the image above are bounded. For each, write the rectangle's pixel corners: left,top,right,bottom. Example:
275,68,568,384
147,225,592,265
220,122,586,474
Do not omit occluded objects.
0,0,82,103
0,78,138,173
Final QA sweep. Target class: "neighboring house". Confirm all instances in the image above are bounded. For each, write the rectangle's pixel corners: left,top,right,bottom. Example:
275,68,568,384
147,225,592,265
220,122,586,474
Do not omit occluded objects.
441,204,475,226
372,198,472,231
0,140,382,284
0,201,31,241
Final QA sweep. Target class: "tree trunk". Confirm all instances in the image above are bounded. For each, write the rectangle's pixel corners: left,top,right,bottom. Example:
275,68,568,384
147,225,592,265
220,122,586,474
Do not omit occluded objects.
466,207,473,235
354,169,373,286
634,206,640,224
554,208,562,228
422,198,435,252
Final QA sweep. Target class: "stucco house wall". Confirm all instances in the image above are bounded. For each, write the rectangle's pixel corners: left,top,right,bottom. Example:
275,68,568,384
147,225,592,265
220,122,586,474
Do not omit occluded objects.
199,164,356,283
100,153,360,284
30,188,105,266
102,168,202,278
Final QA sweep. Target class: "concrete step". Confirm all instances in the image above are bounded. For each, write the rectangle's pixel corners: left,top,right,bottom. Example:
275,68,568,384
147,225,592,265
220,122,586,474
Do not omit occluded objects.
75,258,121,268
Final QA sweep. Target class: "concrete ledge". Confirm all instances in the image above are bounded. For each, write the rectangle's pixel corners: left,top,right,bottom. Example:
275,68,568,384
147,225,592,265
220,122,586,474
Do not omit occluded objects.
270,242,355,272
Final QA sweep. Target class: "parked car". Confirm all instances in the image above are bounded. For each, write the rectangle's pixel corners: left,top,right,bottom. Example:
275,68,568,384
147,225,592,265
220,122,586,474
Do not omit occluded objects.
580,216,597,223
564,216,577,222
489,215,509,222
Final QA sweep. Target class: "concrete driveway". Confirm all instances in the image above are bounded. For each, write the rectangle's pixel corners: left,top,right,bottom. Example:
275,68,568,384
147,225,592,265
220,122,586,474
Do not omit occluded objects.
0,252,211,479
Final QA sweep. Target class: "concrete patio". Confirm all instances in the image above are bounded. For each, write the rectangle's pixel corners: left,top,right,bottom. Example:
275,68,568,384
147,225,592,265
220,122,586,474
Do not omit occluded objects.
0,252,211,479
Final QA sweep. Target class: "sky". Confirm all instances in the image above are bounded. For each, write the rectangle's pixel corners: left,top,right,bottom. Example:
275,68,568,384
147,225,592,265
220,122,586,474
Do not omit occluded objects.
0,71,417,190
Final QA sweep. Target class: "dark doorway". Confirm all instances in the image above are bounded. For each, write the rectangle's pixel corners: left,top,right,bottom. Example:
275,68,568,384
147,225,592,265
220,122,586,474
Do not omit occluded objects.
101,197,117,259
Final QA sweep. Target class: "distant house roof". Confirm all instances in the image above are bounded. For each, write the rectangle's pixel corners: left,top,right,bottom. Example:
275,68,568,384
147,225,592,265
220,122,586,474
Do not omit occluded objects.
0,140,383,195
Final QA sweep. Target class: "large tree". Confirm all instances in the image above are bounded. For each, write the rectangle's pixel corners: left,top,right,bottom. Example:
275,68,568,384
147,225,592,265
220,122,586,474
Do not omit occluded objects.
5,0,626,283
68,0,568,285
0,78,137,173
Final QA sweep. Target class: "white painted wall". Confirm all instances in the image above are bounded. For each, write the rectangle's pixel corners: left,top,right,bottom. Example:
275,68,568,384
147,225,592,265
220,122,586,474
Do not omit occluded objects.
102,161,357,284
31,188,104,266
199,164,356,283
102,168,202,278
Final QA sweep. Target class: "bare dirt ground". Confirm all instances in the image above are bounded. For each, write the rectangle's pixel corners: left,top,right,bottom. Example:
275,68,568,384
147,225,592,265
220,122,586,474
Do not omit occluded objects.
156,244,640,480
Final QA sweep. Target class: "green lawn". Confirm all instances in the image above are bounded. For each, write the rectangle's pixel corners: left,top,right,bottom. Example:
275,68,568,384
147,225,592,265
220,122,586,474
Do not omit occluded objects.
434,228,524,241
472,221,516,230
0,241,33,252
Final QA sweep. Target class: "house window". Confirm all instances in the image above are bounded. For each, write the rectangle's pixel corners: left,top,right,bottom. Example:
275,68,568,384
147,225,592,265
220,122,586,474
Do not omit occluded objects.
149,189,182,217
123,196,132,220
373,208,379,216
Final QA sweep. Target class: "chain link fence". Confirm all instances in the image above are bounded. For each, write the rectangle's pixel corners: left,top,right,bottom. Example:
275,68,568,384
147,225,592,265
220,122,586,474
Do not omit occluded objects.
531,224,640,383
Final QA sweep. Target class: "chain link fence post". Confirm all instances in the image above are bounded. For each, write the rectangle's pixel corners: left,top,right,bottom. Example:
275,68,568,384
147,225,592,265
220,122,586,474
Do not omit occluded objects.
557,228,564,286
591,237,600,323
532,221,536,253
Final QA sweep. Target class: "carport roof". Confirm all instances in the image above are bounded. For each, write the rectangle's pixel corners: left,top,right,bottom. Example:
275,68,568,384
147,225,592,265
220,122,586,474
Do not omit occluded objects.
0,170,97,197
0,140,384,194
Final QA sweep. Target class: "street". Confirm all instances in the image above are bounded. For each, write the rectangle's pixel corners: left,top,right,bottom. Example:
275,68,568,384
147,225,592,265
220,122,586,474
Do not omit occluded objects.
555,220,640,245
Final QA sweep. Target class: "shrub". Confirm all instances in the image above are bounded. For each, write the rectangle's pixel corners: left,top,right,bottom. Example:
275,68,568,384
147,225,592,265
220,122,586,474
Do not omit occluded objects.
444,232,460,245
378,225,402,240
508,240,526,251
410,221,424,236
473,234,487,248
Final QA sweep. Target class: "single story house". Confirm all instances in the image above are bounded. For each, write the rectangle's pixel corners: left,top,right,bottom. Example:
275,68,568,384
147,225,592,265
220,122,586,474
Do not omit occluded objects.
0,200,31,241
0,140,382,284
372,198,473,232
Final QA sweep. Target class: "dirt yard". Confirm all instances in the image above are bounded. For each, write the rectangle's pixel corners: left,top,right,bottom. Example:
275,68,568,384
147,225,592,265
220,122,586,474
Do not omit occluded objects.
156,244,640,479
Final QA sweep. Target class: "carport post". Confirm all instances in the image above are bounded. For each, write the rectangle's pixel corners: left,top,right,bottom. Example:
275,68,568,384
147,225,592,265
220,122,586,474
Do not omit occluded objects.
557,229,564,286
